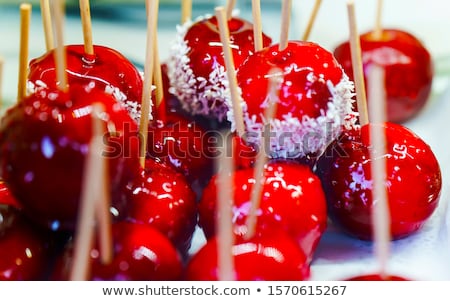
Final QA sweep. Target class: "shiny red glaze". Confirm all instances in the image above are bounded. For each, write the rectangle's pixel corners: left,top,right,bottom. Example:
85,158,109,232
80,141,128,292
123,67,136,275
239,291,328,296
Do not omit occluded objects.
185,233,310,280
0,205,49,280
0,84,140,231
185,16,272,85
237,41,344,123
334,29,433,123
28,45,143,109
346,274,409,281
54,222,183,281
0,181,20,208
127,159,197,256
199,161,327,261
315,123,441,240
147,114,214,197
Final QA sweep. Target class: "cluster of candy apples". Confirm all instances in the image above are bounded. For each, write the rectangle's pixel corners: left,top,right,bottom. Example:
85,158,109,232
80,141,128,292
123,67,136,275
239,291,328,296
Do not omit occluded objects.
0,2,442,281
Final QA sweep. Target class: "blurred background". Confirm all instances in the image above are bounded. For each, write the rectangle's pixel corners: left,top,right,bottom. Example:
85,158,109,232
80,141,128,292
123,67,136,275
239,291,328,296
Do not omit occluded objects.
1,0,450,102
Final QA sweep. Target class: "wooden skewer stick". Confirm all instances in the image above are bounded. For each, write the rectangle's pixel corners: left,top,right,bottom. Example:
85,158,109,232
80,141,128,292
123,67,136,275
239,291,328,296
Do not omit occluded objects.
368,64,390,279
40,0,54,50
139,0,159,168
347,0,369,126
373,0,384,40
17,3,32,103
251,0,263,52
302,0,322,41
51,0,69,92
279,0,292,51
226,0,237,20
181,0,192,24
244,68,281,240
79,0,95,56
94,127,113,265
216,130,235,281
70,103,107,281
216,6,245,138
153,23,166,122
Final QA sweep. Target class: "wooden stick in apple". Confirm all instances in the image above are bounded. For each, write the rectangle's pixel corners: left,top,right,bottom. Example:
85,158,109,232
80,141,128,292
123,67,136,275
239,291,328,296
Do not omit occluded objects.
17,3,32,103
153,25,166,122
216,6,245,137
40,0,54,51
79,0,95,56
251,0,263,52
181,0,192,24
368,64,390,279
302,0,322,41
51,0,68,92
139,0,159,168
94,143,113,265
374,0,384,40
279,0,292,51
226,0,237,20
70,103,107,281
244,68,281,240
216,130,235,281
346,0,369,126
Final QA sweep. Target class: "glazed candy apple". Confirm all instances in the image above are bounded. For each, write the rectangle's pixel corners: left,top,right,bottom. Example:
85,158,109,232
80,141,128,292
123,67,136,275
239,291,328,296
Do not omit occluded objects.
0,205,50,280
168,15,272,123
27,45,144,121
236,41,356,161
127,159,197,256
54,221,183,281
334,29,433,123
0,83,140,231
315,122,441,240
185,232,310,281
199,161,327,261
147,113,214,197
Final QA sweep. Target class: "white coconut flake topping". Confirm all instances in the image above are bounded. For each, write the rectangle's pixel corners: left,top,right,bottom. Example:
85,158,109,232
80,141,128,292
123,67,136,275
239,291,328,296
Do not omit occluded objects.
167,16,233,122
238,74,358,159
27,79,148,124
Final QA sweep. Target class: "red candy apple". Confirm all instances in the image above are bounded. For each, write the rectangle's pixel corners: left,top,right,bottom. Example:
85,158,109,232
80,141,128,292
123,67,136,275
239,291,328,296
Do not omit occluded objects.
54,221,183,281
237,41,356,160
334,29,433,123
185,232,310,281
28,45,143,121
315,122,441,240
0,205,50,280
147,113,214,198
169,15,272,122
127,159,197,256
199,161,327,261
0,83,140,231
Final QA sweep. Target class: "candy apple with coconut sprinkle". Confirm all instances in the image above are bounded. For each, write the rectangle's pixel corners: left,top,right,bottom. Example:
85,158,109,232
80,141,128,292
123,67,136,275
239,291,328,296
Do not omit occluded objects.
0,83,140,231
236,41,356,163
168,15,271,124
27,45,144,121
